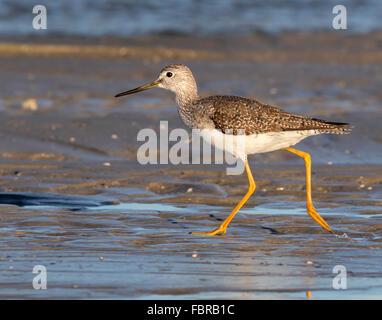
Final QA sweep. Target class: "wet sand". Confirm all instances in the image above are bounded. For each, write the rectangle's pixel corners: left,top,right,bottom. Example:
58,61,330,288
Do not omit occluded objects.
0,32,381,299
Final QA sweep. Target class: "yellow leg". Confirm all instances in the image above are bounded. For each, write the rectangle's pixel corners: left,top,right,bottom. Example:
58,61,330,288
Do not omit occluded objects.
284,147,332,232
190,160,256,236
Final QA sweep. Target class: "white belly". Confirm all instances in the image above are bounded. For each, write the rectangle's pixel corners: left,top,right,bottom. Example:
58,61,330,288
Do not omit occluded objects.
200,129,317,159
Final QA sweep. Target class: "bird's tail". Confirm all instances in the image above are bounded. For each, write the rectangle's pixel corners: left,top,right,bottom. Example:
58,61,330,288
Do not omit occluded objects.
311,119,353,135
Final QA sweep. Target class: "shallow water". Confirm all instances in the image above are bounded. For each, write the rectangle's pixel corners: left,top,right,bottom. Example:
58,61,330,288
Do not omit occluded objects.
0,159,381,299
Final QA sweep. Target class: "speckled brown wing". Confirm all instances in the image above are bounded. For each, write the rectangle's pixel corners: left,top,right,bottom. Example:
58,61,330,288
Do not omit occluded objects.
202,95,351,135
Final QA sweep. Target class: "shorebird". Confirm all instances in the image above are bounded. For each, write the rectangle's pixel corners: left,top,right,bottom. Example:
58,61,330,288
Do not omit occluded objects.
115,64,351,236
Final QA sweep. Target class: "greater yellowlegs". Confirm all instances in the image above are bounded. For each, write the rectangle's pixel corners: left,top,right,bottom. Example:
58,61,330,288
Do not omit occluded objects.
115,64,352,236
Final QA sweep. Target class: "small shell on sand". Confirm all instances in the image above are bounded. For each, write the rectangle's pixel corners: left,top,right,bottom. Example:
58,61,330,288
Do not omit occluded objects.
22,98,38,111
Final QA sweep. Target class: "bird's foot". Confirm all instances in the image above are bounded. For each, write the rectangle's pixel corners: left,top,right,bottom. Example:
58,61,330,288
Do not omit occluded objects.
190,226,227,236
307,204,333,233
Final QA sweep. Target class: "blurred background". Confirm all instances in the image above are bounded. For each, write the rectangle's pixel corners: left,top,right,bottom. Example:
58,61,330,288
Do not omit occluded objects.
0,0,381,36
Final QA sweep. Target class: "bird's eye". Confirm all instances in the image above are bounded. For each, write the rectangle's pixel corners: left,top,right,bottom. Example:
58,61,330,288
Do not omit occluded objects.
166,72,173,78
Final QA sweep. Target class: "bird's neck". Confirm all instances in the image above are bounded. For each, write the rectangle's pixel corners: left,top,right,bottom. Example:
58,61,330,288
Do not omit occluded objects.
174,85,199,109
175,88,199,128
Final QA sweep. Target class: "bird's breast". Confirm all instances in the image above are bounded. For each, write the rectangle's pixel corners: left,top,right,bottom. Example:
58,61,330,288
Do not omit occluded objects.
198,128,318,158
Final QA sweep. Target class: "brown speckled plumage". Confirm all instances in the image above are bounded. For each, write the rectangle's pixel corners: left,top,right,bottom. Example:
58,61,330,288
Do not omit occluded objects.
190,95,352,135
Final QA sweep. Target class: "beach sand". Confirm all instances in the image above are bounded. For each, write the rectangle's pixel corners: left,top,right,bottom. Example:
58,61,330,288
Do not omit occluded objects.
0,32,381,299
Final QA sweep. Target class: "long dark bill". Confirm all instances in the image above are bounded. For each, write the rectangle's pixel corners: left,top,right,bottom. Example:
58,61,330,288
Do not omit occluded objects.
114,80,159,98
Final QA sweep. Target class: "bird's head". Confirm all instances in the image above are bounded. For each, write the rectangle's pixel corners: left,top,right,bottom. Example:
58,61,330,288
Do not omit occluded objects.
115,64,198,103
